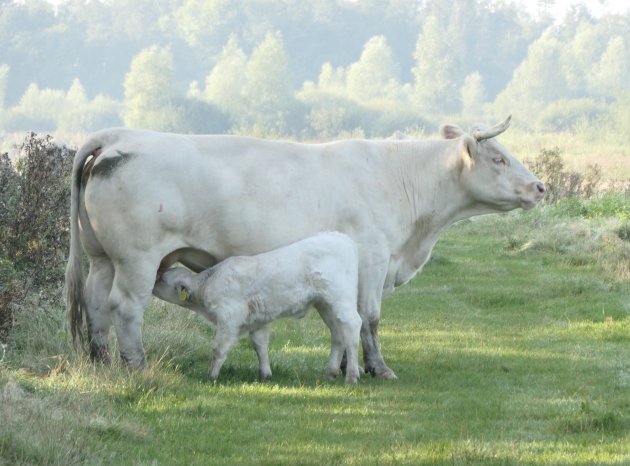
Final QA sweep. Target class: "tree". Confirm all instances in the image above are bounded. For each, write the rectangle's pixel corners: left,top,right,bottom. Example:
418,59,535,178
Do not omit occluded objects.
123,46,182,131
346,35,401,103
493,28,569,121
412,15,460,114
593,36,630,98
203,35,248,120
240,31,298,136
56,78,88,133
172,0,236,50
461,72,486,119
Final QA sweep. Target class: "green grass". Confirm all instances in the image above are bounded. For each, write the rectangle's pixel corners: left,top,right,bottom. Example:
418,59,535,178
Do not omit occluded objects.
2,211,630,465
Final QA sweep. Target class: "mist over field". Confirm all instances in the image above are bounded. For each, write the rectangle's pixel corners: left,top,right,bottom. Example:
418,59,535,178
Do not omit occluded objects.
0,0,629,146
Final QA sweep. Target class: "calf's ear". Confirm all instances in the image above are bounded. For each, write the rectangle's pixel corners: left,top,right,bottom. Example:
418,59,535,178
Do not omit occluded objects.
440,124,465,140
176,284,191,302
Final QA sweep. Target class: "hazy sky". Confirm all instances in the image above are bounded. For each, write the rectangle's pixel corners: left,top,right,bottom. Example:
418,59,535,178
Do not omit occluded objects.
500,0,630,18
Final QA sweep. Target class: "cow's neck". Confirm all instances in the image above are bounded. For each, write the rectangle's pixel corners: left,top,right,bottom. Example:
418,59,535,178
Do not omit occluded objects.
385,141,471,231
381,141,481,288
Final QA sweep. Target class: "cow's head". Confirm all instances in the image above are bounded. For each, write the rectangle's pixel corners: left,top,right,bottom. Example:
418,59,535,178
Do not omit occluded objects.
153,267,196,306
440,115,545,212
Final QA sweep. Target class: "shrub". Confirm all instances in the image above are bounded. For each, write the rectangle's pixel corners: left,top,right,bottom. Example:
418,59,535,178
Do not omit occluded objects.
0,134,75,338
525,147,601,204
7,134,74,284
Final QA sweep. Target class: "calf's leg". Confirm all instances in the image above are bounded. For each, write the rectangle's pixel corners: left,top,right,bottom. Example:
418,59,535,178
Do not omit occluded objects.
250,325,272,380
339,307,362,384
316,307,343,380
208,329,239,380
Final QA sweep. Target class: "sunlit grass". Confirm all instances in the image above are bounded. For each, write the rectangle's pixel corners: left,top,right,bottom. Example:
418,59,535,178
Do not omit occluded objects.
2,210,630,465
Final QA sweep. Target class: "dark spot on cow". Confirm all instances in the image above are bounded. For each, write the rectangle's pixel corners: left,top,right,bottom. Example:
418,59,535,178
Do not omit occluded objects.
91,150,135,179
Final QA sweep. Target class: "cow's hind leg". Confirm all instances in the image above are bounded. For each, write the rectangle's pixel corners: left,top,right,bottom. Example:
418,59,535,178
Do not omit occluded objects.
85,257,114,363
108,261,156,369
250,325,272,380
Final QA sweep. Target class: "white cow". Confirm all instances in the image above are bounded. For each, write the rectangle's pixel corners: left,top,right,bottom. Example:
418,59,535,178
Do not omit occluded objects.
65,116,545,378
152,232,362,383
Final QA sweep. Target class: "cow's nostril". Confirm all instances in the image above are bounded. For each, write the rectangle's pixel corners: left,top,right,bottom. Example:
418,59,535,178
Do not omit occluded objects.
536,182,546,194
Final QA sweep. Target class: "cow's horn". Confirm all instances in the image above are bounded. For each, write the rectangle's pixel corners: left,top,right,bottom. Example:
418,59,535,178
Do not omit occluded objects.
472,115,512,141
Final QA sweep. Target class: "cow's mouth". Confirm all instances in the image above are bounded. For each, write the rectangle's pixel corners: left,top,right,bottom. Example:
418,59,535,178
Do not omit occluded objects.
520,198,540,210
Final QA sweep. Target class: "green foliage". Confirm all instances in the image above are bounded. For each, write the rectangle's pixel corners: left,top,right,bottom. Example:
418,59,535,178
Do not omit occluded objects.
525,147,601,204
346,35,401,103
494,29,568,118
1,1,630,138
535,98,607,132
238,31,299,136
0,134,74,338
123,45,182,131
412,15,459,113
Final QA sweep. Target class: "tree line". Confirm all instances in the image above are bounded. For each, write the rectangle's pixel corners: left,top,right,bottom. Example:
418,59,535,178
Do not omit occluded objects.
0,0,629,140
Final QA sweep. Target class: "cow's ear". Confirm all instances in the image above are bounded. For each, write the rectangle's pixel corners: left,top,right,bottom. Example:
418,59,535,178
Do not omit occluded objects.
440,124,464,140
461,135,477,160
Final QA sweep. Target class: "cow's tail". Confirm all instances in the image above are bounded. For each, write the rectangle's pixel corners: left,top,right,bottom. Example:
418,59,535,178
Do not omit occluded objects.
65,130,119,351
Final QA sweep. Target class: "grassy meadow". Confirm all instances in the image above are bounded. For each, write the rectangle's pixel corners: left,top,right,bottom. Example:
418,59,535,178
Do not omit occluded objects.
1,202,629,465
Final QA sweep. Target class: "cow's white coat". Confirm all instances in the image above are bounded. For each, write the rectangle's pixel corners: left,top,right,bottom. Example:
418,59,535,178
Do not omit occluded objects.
153,232,362,383
65,116,545,378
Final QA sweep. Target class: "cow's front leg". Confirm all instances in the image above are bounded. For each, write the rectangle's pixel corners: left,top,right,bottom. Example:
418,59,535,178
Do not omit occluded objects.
360,315,396,380
358,266,397,380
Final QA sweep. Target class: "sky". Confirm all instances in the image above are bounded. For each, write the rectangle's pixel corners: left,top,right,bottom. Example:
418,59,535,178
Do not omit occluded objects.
500,0,630,19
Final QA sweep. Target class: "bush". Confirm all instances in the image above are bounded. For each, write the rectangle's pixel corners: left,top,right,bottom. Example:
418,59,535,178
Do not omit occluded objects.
0,133,75,338
7,134,74,283
525,147,601,204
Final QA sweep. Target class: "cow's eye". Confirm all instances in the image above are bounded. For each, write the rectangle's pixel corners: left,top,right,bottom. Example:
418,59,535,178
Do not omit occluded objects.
492,157,506,165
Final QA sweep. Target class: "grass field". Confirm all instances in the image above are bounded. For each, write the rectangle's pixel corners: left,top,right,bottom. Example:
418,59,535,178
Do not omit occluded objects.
1,208,630,465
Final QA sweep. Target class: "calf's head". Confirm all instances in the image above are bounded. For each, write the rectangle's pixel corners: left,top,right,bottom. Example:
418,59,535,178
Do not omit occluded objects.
441,116,545,212
153,267,196,305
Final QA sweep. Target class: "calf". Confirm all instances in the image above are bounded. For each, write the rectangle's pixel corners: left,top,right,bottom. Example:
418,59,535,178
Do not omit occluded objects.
152,232,362,383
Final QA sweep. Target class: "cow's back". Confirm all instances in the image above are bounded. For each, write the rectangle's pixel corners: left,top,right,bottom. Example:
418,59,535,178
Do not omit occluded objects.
82,131,386,268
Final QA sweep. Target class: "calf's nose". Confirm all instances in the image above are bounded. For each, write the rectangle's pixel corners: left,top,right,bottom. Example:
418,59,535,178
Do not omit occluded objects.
535,182,546,195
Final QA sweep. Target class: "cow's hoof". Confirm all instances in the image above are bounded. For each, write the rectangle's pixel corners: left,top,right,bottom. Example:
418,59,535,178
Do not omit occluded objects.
366,366,397,380
120,352,145,370
378,368,398,380
344,370,360,384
